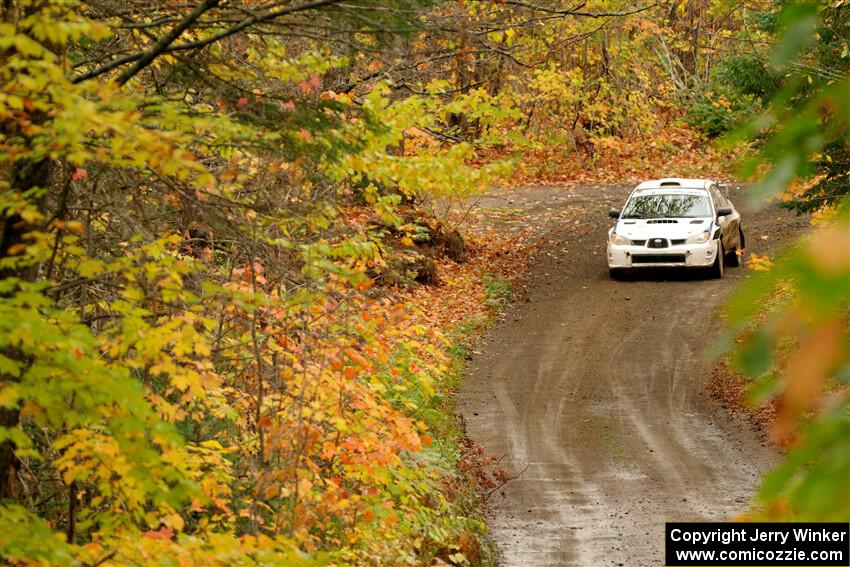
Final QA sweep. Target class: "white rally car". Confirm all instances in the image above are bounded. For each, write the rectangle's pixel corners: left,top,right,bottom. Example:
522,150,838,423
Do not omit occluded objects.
607,178,744,279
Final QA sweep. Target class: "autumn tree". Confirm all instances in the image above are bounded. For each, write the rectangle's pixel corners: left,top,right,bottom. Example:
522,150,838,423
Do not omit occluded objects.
1,0,512,563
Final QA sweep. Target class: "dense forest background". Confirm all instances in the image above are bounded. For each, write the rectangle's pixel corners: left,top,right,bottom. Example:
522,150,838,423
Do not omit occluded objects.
0,0,847,564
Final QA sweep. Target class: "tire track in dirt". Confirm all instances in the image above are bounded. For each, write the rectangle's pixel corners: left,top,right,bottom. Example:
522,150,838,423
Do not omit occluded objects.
458,184,810,566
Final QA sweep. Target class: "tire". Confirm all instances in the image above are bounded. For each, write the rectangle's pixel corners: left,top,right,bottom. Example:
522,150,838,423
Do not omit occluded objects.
726,227,744,267
709,241,724,279
609,268,627,280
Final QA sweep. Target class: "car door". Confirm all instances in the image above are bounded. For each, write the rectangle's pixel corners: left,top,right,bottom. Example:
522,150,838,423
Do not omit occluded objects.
710,185,740,250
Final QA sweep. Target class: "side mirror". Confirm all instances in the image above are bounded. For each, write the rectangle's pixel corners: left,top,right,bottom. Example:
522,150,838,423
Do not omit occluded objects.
608,209,621,219
716,206,733,218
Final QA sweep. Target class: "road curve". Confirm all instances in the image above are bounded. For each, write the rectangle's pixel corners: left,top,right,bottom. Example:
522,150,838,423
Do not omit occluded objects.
458,184,810,567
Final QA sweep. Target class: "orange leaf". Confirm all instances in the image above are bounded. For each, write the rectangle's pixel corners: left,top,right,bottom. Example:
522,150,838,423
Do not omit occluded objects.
144,528,173,540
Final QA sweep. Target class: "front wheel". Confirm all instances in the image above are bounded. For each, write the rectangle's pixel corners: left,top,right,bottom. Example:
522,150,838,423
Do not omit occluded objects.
709,241,724,279
726,227,744,267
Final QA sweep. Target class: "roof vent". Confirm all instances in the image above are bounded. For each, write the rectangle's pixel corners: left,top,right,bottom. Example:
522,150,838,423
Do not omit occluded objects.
659,180,681,187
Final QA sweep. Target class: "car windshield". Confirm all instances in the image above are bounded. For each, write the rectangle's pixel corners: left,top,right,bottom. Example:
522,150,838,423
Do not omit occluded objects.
621,193,711,219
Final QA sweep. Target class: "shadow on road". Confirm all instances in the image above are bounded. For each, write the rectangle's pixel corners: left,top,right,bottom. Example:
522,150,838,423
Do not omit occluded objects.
610,267,721,282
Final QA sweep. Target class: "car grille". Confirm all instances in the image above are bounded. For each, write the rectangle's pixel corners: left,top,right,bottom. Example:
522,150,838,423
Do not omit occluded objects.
632,254,686,264
628,239,686,247
647,238,669,248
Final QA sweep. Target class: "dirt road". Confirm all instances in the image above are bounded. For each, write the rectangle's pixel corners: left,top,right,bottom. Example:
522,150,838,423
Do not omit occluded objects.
458,184,810,566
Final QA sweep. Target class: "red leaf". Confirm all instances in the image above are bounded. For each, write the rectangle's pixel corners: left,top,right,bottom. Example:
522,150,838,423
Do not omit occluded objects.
298,75,321,94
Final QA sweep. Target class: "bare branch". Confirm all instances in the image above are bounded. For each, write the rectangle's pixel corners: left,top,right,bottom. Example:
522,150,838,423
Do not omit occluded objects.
114,0,221,86
72,0,348,84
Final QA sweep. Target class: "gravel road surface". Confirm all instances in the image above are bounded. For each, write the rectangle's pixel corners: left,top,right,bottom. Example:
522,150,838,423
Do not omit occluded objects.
458,184,810,566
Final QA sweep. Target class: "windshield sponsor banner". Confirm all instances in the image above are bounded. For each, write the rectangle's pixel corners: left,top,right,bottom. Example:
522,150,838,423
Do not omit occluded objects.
666,522,849,566
639,188,708,196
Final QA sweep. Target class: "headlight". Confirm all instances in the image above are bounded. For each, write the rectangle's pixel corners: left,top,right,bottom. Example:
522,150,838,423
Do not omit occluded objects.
610,233,631,245
686,230,711,244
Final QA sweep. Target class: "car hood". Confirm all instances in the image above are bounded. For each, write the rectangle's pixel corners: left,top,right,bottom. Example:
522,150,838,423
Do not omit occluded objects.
614,218,713,240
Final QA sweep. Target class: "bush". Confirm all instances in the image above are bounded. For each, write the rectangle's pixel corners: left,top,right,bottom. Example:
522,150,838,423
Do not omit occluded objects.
716,54,781,101
687,86,760,138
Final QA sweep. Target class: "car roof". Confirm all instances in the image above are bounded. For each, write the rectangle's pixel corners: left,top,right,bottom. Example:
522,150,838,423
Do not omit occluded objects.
634,178,715,190
632,187,708,197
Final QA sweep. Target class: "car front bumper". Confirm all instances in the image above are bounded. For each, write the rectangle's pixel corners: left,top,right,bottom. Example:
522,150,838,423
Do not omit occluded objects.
607,240,718,269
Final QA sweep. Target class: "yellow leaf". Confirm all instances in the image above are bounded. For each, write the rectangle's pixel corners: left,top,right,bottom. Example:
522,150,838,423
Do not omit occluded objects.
161,512,185,531
747,253,773,271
